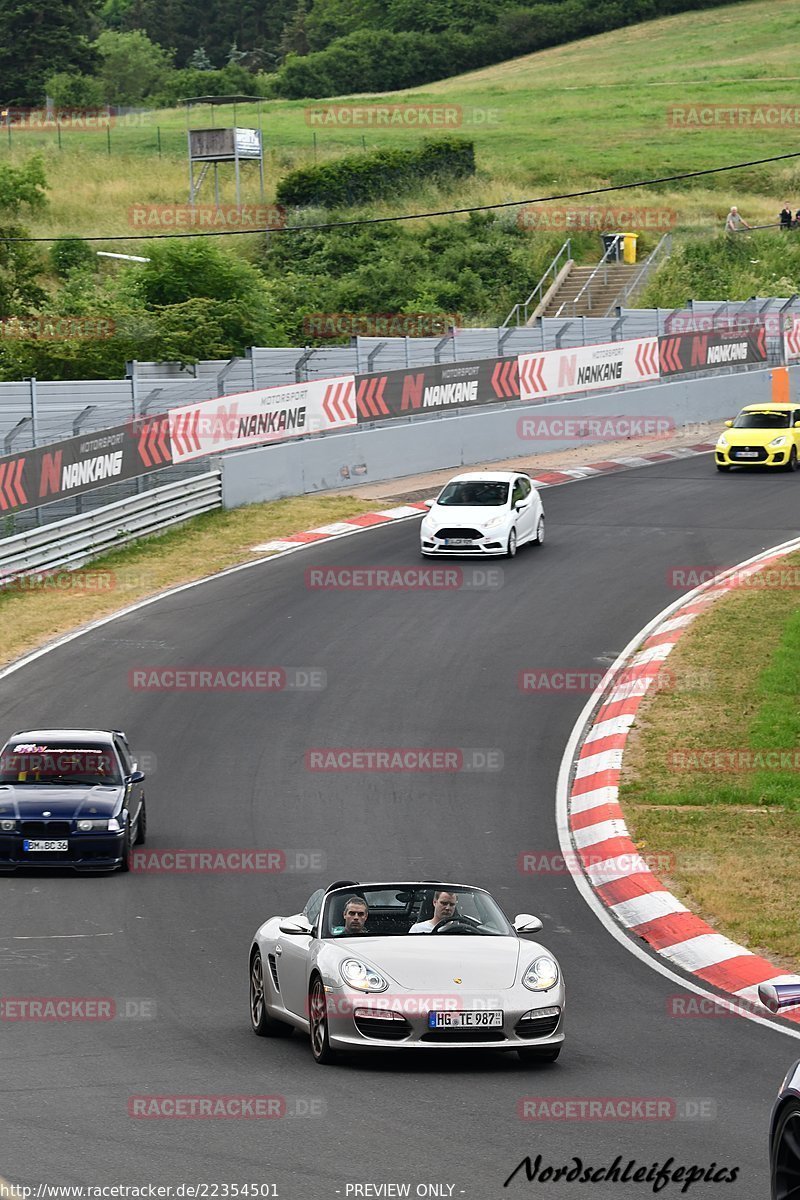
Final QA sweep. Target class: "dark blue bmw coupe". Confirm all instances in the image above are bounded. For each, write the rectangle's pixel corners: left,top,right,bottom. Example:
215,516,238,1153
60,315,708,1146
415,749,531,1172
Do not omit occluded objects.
0,728,146,872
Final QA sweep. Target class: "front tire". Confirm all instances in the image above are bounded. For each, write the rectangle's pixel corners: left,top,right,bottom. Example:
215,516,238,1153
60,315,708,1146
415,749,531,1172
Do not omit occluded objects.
134,798,147,844
533,516,544,545
716,463,731,472
506,528,517,558
772,1100,800,1200
785,446,798,472
250,951,293,1038
309,975,337,1063
518,1045,561,1064
118,821,133,872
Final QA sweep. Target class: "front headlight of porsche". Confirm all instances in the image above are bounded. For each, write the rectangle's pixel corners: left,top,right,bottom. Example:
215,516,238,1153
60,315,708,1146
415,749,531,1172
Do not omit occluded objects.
522,955,559,991
340,959,389,992
769,436,787,448
716,434,728,448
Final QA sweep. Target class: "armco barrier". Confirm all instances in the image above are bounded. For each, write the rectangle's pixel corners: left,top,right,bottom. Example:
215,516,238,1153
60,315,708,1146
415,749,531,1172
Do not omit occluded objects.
0,472,222,583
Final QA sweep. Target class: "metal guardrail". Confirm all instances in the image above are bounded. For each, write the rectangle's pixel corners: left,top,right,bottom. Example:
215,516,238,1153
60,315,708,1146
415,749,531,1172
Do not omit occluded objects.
605,234,673,316
501,240,572,328
0,471,222,584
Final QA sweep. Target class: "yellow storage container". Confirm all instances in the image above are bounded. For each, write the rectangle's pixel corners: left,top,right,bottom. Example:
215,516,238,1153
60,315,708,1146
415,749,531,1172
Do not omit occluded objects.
622,232,638,264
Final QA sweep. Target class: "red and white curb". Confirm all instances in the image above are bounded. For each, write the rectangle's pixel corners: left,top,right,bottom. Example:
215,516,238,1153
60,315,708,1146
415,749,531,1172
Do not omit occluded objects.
250,505,429,554
559,536,800,1030
248,443,716,554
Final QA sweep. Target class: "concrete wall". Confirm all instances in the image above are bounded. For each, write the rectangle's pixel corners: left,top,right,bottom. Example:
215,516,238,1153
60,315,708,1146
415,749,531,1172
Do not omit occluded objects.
219,366,791,508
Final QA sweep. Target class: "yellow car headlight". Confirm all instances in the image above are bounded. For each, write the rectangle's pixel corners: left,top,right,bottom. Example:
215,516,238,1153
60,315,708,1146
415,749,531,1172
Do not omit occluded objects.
717,435,728,448
769,436,787,448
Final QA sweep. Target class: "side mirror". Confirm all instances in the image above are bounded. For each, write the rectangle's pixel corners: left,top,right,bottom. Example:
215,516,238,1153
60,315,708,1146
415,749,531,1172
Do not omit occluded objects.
758,981,800,1013
279,917,313,936
128,770,145,784
794,421,800,428
424,498,435,508
514,913,543,934
724,420,733,428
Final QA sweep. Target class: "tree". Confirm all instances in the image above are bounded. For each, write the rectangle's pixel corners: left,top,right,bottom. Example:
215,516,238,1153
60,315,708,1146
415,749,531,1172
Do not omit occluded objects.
187,46,213,70
278,0,310,58
94,29,174,105
0,0,99,104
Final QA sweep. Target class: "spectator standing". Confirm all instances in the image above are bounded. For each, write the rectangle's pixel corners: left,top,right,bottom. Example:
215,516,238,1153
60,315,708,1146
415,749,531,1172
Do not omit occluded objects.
725,206,751,233
780,202,793,230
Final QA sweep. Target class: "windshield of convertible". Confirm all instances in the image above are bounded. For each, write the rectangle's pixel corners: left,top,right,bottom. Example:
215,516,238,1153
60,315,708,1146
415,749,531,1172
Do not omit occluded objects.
0,743,122,786
733,411,791,429
321,885,514,937
436,481,509,507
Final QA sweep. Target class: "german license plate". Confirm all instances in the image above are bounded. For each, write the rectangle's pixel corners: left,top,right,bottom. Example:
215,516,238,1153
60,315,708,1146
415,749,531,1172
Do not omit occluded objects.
23,839,68,852
428,1010,502,1028
442,538,473,546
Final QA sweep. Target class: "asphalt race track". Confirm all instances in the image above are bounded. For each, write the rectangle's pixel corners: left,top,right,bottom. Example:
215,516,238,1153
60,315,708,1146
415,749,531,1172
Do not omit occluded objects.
1,455,798,1199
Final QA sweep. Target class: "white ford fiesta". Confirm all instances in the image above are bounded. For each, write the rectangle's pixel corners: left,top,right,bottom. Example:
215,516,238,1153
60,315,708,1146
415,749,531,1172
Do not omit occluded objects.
420,471,544,558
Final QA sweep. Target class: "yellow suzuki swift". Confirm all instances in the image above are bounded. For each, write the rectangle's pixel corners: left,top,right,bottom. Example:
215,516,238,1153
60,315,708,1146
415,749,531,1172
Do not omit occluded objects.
715,403,800,471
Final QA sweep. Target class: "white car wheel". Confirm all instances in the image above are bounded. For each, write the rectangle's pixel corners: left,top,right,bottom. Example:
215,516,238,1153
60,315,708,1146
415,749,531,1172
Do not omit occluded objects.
506,529,517,558
533,516,544,545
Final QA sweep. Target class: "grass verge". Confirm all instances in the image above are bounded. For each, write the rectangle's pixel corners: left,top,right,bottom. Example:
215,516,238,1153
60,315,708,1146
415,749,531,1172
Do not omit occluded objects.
0,493,377,670
620,550,800,970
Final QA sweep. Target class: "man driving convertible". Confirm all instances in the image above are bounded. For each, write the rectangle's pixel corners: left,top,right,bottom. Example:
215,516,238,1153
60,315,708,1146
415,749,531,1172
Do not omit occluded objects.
408,890,458,933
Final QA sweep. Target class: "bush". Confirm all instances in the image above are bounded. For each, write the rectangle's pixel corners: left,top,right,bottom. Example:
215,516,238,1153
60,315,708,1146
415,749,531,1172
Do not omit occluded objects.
276,138,475,207
50,238,96,278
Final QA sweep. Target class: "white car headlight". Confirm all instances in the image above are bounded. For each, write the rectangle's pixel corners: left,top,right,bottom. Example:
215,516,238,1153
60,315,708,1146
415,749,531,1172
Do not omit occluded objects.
770,436,787,448
107,817,122,832
340,959,389,992
522,955,559,991
482,515,506,530
716,435,728,448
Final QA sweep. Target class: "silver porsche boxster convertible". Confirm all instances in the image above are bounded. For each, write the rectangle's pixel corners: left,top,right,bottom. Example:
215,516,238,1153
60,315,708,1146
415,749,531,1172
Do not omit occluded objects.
248,880,565,1064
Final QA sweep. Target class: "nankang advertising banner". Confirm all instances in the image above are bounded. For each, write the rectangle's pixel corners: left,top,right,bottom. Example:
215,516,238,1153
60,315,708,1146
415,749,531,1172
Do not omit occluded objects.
168,376,357,464
0,415,172,516
518,338,659,403
355,356,519,423
658,326,767,377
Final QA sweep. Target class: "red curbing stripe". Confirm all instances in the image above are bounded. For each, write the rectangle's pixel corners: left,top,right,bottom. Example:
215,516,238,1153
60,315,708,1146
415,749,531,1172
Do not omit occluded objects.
639,629,683,650
583,461,627,471
578,733,629,757
345,513,393,527
592,697,643,724
595,872,667,907
577,835,639,867
631,911,713,951
695,956,784,992
282,531,330,543
571,802,625,831
641,452,676,462
571,768,622,796
531,471,575,484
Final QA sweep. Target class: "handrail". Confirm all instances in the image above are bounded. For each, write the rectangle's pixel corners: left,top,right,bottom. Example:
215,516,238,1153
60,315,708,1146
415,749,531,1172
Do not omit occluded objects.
501,239,572,328
554,235,622,319
604,233,672,316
